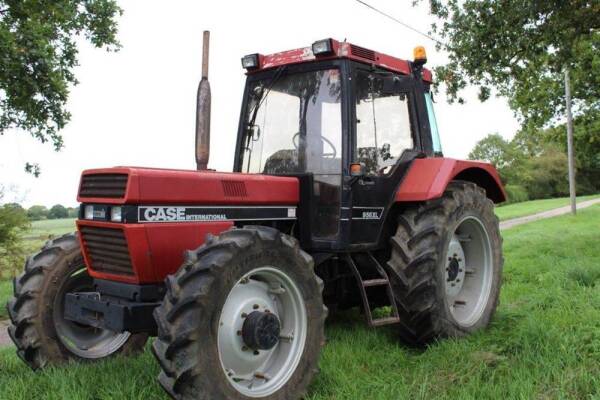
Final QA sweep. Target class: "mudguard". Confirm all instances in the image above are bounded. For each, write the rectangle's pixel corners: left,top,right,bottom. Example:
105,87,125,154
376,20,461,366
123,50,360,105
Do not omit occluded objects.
396,158,506,204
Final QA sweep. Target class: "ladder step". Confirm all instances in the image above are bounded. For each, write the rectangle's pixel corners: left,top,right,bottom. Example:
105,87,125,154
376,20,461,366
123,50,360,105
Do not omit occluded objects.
362,278,389,287
370,317,400,327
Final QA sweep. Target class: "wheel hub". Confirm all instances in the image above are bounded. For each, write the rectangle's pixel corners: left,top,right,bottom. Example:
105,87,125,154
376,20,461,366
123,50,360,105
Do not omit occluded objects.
447,257,460,281
445,236,466,297
242,311,281,350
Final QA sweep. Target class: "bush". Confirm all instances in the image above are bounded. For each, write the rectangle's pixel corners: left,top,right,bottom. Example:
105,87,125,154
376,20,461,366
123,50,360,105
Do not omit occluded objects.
0,203,30,278
48,204,68,219
504,184,529,204
27,205,48,220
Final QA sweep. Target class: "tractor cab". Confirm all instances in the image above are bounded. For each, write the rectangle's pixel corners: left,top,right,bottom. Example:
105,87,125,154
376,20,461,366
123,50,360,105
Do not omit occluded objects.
234,39,442,251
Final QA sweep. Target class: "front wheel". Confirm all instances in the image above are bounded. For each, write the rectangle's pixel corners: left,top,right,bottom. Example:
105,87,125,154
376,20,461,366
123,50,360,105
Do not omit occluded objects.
388,181,503,345
152,226,327,400
6,233,148,369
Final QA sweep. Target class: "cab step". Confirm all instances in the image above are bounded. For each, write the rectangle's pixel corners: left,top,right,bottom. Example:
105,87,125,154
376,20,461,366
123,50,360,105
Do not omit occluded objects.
345,252,400,328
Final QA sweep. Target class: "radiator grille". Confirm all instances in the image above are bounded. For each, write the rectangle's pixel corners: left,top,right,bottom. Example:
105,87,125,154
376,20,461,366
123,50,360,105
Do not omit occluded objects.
222,180,248,197
350,44,376,61
80,226,134,276
79,174,128,198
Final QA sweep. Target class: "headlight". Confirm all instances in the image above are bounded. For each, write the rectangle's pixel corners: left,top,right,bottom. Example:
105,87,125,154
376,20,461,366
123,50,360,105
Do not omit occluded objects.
84,205,94,220
312,39,334,56
241,54,260,70
110,206,122,222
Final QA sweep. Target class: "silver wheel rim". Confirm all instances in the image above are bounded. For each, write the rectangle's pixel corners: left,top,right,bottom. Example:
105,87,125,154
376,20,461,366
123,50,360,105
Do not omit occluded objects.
218,266,308,398
444,216,493,327
53,267,131,359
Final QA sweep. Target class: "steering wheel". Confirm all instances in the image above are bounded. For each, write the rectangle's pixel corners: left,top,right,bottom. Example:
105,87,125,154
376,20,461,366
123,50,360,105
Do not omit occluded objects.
292,132,337,159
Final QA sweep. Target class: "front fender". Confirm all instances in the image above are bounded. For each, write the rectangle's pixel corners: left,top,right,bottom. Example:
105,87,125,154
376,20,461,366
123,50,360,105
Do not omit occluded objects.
396,158,506,204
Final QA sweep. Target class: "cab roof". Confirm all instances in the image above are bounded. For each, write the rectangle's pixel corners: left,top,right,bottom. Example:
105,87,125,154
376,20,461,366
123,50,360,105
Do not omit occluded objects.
247,38,432,83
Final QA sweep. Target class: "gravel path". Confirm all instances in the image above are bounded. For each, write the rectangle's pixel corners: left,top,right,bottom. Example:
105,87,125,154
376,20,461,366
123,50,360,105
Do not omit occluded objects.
1,198,598,348
500,198,600,230
0,320,12,348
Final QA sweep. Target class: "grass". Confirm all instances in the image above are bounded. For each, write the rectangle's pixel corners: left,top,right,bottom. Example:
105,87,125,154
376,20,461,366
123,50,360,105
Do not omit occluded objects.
22,218,76,250
495,193,600,221
2,206,600,399
0,280,10,320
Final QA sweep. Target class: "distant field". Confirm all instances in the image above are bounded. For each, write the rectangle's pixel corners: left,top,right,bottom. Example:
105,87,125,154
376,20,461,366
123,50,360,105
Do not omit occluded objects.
495,194,600,221
21,218,76,258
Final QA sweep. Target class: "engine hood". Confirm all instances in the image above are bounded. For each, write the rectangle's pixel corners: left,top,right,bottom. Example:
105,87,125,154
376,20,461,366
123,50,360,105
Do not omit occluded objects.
77,166,299,205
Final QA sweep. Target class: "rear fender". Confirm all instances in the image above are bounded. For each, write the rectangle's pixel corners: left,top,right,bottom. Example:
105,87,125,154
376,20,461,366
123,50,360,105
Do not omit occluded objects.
395,158,506,204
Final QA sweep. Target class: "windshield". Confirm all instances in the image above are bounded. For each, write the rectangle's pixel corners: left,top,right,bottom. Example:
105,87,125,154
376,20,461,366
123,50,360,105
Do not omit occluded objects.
240,69,342,175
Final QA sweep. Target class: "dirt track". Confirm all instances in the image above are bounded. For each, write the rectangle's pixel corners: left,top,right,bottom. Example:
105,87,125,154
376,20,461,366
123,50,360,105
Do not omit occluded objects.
500,198,600,230
0,320,10,348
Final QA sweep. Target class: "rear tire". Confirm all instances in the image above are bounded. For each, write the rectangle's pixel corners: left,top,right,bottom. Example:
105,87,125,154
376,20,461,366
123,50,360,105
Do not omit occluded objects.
388,181,503,346
6,233,148,369
152,226,326,400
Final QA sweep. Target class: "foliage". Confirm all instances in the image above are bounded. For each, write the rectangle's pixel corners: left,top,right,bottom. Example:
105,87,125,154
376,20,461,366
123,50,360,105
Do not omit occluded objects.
67,207,79,218
422,0,600,127
503,184,529,204
26,204,48,220
0,198,30,278
48,204,68,219
0,0,123,174
470,110,600,199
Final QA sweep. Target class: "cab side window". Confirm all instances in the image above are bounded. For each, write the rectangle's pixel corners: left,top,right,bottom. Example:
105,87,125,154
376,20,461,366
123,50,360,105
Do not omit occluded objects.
355,71,414,175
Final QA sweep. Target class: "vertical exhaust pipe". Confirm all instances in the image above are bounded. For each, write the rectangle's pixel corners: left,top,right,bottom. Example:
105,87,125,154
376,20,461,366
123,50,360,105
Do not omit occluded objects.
195,30,211,170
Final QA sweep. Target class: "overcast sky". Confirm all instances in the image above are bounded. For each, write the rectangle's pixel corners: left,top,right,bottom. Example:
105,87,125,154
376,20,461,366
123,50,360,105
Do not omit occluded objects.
0,0,520,207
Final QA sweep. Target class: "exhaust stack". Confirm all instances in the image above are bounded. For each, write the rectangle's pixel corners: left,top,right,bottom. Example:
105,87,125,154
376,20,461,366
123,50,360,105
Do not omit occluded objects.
195,31,211,170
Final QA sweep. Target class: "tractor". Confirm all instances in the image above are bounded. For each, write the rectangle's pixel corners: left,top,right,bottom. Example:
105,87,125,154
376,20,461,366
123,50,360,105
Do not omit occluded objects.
7,33,505,400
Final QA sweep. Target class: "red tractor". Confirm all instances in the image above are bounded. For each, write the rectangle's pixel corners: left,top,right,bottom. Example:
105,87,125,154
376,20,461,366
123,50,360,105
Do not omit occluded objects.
7,34,505,400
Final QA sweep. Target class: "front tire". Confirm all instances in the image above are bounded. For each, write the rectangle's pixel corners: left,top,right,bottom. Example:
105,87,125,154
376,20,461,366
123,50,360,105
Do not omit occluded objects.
388,181,503,345
152,226,326,400
6,233,148,369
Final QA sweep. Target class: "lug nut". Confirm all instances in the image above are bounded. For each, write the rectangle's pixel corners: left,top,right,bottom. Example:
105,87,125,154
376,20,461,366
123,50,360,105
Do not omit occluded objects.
241,313,248,319
253,350,260,356
253,304,259,310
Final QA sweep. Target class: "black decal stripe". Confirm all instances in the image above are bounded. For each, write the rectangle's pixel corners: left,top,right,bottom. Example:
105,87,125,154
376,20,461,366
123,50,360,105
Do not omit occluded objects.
137,206,296,223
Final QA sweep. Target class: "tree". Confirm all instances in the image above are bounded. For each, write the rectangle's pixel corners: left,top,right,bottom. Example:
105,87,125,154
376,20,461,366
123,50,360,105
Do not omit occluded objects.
67,207,79,218
468,133,523,184
422,1,600,127
0,195,30,277
27,205,48,221
48,204,68,219
0,0,123,176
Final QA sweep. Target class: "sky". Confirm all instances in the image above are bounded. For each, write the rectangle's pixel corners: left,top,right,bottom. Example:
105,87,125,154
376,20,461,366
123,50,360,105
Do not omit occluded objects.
0,0,520,207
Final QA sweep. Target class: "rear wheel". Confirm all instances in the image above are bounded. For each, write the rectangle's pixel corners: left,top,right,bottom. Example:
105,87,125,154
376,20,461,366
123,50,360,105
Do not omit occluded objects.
152,226,326,400
6,233,148,369
388,181,503,345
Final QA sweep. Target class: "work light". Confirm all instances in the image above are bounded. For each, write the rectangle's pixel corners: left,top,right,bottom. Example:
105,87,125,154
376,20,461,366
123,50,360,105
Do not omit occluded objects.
110,206,122,222
84,205,94,220
312,39,333,56
241,54,260,70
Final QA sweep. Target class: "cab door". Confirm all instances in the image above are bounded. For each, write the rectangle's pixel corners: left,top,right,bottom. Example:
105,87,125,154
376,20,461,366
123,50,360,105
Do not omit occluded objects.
348,66,421,246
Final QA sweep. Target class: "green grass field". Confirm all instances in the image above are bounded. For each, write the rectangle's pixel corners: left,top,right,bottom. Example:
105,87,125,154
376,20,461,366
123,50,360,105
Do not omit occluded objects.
495,193,600,221
1,206,600,399
21,218,76,250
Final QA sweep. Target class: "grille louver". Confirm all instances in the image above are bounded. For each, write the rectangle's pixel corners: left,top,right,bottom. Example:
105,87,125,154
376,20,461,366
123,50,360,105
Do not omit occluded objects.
222,180,248,197
80,226,134,276
79,174,128,199
350,44,376,61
